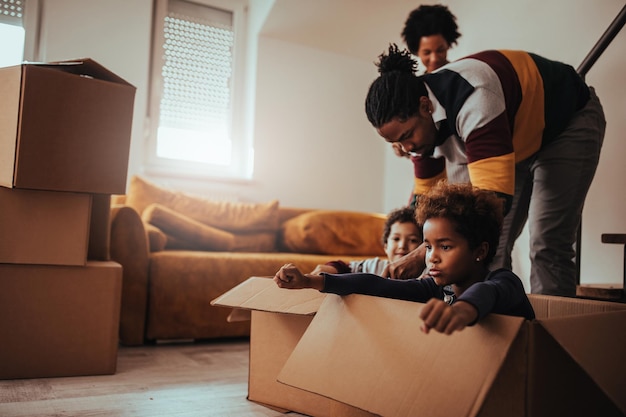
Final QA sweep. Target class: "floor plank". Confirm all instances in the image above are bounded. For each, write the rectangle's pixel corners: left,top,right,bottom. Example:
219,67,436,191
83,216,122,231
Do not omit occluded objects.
0,338,306,417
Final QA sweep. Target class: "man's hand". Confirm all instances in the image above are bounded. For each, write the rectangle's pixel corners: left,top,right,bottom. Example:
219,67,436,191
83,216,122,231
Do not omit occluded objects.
382,244,427,280
391,142,409,158
419,299,478,335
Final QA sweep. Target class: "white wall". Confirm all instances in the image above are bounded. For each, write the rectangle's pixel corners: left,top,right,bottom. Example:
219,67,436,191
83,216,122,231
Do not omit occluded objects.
31,0,626,289
34,0,152,187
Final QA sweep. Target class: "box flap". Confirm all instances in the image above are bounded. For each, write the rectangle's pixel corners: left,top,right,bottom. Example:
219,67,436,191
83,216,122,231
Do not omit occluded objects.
528,321,624,417
211,277,325,315
278,293,526,417
538,310,626,414
30,58,134,86
0,65,21,187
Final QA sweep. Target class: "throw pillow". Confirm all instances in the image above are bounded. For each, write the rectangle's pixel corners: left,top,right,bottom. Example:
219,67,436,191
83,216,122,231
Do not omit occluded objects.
143,203,235,251
279,210,387,256
126,175,280,232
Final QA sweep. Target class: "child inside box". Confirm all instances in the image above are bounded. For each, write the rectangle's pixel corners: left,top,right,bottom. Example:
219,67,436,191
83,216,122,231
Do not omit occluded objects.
274,181,535,335
310,206,422,276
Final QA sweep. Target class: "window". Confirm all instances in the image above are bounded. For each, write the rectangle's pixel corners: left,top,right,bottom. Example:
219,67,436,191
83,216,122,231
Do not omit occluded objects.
0,0,25,67
148,0,251,180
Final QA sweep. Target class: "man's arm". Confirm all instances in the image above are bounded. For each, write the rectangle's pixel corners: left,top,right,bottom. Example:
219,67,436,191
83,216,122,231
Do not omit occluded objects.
381,243,427,280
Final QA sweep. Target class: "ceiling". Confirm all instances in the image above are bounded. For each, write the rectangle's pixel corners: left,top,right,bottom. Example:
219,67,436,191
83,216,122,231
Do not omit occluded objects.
259,0,420,61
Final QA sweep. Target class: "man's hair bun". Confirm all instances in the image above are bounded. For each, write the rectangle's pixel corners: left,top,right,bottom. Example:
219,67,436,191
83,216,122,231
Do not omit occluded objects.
376,44,417,75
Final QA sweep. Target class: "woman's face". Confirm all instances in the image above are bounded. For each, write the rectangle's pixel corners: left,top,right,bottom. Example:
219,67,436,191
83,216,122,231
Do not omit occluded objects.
376,97,437,158
417,34,450,73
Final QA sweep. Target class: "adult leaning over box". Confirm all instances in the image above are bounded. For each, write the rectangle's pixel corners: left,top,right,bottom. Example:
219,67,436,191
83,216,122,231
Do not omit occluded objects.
274,181,535,335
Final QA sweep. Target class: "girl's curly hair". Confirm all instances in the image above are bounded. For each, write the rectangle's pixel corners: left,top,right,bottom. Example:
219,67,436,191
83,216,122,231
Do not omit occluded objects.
415,181,504,266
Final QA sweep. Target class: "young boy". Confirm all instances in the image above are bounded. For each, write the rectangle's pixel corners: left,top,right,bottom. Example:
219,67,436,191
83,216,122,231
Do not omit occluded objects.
311,206,421,276
274,181,535,335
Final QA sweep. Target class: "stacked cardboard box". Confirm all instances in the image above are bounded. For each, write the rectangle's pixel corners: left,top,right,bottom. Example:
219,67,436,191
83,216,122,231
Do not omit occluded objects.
0,59,136,379
213,277,626,417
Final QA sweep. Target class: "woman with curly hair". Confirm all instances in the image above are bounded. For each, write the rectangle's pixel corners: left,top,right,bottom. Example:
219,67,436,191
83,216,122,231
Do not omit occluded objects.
402,4,461,74
274,181,535,335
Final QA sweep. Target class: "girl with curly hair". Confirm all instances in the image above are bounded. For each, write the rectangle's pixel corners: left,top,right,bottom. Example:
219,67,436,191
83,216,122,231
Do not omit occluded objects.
274,181,535,335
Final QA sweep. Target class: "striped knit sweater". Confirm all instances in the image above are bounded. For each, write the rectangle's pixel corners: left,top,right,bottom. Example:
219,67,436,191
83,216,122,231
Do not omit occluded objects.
413,50,590,204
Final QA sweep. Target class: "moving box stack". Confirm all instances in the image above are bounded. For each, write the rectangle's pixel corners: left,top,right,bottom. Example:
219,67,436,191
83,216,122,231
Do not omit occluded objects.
0,59,136,379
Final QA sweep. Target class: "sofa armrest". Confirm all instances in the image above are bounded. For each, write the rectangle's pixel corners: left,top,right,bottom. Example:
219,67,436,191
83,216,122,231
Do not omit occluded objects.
110,205,150,345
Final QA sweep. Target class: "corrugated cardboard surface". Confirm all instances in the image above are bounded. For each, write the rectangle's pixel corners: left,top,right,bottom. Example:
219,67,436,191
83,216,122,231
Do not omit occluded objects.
278,294,526,417
0,187,91,266
280,294,626,417
0,59,136,194
213,277,375,417
212,276,325,315
214,278,626,417
0,261,122,379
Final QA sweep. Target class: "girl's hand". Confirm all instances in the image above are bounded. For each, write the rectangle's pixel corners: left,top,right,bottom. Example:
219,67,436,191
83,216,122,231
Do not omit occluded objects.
274,263,326,290
418,299,478,335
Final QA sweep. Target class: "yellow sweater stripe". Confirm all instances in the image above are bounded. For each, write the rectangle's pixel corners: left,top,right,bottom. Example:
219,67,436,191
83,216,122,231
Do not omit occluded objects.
468,152,516,196
498,50,545,162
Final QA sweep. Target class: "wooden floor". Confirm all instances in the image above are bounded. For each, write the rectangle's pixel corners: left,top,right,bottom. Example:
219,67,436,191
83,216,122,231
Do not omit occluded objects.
0,338,307,417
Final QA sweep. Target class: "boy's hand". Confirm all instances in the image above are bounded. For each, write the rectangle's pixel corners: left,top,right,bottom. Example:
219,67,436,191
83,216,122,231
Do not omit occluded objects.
310,264,338,275
418,299,478,335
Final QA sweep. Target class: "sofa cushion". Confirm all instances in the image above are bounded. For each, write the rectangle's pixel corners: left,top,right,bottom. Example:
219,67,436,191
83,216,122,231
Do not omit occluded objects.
145,223,168,252
279,210,387,256
143,204,236,251
126,176,280,232
232,232,277,252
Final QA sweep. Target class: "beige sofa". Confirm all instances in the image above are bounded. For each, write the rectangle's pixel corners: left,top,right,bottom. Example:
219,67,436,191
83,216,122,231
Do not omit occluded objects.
110,176,388,345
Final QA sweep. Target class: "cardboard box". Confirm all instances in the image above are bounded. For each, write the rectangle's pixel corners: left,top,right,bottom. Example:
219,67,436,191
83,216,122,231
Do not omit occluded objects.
0,187,91,266
212,277,626,417
87,193,112,261
0,261,122,379
212,277,375,417
0,59,136,194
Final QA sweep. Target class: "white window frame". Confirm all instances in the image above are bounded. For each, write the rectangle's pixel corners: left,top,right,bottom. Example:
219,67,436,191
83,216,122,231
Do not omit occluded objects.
147,0,251,180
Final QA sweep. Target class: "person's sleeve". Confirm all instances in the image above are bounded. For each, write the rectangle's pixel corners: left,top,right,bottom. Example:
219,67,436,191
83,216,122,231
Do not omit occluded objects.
321,273,441,303
411,155,447,196
458,88,515,201
325,260,352,274
457,269,535,322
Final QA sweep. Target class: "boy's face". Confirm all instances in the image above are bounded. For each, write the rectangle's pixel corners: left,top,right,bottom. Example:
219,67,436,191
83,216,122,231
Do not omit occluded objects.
384,221,421,262
422,217,484,289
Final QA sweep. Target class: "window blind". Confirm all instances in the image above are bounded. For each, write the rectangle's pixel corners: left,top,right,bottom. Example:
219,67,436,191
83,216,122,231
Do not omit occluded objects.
0,0,23,27
159,0,234,135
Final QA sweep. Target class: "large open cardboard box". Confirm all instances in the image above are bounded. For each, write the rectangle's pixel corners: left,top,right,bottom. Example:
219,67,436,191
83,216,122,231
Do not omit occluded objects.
0,59,136,194
0,187,91,266
0,261,122,379
212,277,626,417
